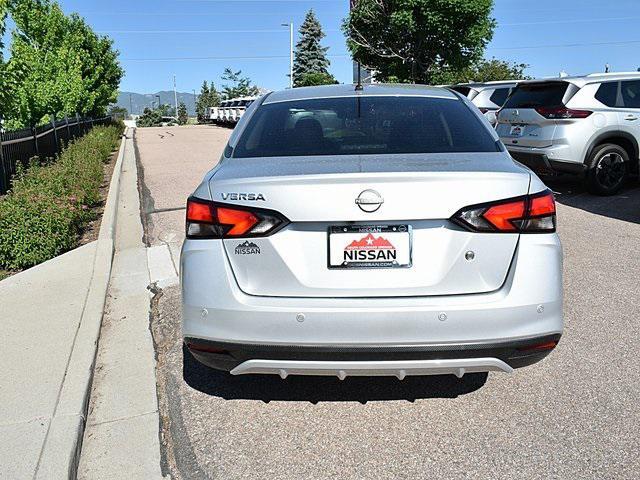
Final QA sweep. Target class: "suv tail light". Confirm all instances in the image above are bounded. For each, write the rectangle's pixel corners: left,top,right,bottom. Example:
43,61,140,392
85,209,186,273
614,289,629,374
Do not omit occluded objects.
186,197,289,239
535,106,592,119
452,190,556,233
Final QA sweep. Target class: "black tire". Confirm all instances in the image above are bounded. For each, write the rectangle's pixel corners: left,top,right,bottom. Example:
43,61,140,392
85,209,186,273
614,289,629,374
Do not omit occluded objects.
585,143,629,195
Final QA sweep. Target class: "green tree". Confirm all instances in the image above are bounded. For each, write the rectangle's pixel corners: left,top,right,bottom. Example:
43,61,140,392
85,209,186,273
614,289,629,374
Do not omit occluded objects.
151,103,175,117
0,0,8,118
65,12,123,116
6,0,84,127
108,105,128,119
434,57,531,85
296,72,338,87
293,10,334,87
136,107,162,128
221,68,259,99
195,80,221,121
177,102,188,125
344,0,495,84
195,80,210,120
3,0,122,127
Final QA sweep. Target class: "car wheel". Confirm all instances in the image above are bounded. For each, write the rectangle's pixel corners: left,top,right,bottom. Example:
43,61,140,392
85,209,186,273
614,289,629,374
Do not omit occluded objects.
585,143,628,195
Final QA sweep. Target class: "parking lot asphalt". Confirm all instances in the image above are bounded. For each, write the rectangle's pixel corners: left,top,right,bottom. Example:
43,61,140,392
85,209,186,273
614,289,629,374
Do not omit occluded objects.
136,126,640,479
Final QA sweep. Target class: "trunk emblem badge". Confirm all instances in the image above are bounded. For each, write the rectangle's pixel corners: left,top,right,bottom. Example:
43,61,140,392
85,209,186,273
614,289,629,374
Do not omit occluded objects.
355,189,384,212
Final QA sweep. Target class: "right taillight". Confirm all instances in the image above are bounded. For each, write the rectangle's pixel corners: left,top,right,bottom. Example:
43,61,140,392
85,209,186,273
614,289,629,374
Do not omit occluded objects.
186,197,289,239
452,190,556,233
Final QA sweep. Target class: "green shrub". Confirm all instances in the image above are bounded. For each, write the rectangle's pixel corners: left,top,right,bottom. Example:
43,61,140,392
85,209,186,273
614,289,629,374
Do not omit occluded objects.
137,108,163,127
0,125,122,270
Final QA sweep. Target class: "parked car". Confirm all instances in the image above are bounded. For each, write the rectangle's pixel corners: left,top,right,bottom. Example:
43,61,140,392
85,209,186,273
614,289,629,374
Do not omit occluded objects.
235,97,257,122
218,100,229,123
181,84,562,380
450,80,521,125
206,106,219,123
496,72,640,195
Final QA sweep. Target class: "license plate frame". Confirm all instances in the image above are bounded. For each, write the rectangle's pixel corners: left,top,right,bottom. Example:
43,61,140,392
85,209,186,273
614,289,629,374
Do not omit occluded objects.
509,124,525,137
327,224,412,269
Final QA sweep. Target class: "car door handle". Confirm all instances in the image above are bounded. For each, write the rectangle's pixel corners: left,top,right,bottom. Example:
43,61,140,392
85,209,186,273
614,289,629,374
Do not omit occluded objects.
624,115,638,121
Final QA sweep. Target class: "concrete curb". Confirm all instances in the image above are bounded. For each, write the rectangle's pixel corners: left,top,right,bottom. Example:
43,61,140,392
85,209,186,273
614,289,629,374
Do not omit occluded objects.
35,129,130,479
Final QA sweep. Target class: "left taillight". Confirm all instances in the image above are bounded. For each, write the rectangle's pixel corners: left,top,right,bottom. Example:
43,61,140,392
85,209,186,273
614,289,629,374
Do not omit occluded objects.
186,197,289,239
452,190,556,233
535,106,592,119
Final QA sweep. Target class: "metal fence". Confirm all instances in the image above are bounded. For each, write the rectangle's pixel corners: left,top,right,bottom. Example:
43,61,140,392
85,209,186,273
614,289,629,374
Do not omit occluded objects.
0,115,114,195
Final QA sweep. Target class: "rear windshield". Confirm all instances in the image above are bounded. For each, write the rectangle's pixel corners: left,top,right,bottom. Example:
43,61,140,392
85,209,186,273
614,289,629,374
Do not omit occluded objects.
233,96,498,158
489,87,511,107
504,82,569,108
450,86,471,97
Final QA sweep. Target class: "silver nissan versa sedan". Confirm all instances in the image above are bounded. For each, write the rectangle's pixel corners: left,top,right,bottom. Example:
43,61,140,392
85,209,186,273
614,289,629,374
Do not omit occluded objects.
181,84,563,380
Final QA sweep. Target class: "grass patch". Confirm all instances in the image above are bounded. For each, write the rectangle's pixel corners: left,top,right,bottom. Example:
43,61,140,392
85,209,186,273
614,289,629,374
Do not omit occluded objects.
0,124,123,270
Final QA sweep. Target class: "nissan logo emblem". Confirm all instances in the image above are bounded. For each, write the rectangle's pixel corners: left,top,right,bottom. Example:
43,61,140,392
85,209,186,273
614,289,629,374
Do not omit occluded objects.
355,189,384,213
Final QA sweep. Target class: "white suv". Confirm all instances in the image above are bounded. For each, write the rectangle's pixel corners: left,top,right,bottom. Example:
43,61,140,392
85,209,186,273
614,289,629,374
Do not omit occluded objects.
497,72,640,195
451,80,521,125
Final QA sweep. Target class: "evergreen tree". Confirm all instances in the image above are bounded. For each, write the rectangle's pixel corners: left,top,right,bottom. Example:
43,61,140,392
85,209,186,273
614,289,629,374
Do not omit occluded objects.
195,80,210,121
221,68,259,99
177,102,188,125
292,10,333,87
195,80,221,121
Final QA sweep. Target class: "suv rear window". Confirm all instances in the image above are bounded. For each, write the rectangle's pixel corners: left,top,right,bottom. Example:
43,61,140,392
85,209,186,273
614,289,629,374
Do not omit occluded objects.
489,87,511,107
233,96,499,158
503,82,569,108
450,86,471,97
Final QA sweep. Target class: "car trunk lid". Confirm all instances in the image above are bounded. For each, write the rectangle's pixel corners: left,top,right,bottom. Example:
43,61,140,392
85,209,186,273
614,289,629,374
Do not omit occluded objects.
211,153,531,298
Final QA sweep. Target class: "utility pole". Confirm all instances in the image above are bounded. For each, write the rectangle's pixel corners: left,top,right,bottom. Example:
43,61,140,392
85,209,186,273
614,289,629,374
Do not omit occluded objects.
281,22,294,88
129,93,133,116
193,89,197,116
173,75,179,117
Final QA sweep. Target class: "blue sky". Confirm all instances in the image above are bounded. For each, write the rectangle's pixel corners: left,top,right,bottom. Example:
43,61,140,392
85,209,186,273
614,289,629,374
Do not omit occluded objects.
17,0,640,93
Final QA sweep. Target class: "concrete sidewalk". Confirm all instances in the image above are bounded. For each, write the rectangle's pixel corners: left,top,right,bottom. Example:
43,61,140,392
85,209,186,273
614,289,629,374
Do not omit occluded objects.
77,130,163,479
0,132,127,478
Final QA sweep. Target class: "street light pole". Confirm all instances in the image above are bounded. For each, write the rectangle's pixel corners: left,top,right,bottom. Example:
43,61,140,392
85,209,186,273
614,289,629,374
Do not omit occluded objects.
173,75,179,117
281,22,294,88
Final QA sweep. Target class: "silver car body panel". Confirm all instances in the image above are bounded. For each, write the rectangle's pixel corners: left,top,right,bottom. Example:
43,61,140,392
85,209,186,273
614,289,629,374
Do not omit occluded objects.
181,233,562,345
209,153,530,298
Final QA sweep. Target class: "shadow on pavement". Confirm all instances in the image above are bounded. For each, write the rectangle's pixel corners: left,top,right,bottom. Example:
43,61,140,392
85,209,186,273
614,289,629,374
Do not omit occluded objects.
182,346,488,403
543,175,640,224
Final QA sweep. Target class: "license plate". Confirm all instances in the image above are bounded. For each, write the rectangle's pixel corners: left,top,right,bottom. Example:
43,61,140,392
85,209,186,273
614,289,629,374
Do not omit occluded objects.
509,125,525,137
328,225,412,269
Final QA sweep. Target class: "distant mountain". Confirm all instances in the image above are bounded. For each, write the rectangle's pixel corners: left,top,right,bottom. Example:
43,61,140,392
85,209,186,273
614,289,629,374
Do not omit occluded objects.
115,91,198,116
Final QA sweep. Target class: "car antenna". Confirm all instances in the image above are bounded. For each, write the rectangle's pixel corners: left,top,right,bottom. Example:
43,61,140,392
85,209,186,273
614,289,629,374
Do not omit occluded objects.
355,62,364,91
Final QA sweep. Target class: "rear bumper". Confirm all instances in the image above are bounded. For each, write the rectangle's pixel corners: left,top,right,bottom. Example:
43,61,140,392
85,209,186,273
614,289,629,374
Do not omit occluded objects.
185,333,561,376
181,233,563,376
506,147,585,175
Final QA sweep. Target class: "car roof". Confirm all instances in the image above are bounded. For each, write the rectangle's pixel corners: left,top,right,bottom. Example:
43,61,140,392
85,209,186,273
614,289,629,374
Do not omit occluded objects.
451,80,523,90
516,72,640,88
262,83,457,104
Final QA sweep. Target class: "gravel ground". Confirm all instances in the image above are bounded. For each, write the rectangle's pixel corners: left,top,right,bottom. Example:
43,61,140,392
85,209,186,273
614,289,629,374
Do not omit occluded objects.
138,127,640,479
